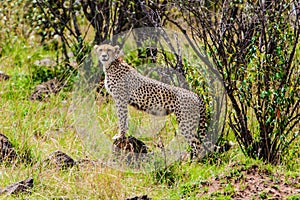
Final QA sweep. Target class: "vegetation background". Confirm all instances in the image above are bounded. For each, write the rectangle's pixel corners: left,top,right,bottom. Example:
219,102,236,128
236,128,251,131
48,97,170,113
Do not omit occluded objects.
0,0,299,199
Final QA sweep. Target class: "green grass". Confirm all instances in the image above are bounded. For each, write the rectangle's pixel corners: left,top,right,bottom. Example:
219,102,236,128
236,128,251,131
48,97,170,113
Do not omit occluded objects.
0,35,299,199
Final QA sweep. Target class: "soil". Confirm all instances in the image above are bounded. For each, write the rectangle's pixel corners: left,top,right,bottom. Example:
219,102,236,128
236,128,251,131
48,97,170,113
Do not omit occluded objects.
198,163,300,199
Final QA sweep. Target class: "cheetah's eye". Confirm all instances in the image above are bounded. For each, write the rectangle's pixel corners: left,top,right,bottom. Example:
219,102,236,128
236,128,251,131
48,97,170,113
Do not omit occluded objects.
107,49,112,53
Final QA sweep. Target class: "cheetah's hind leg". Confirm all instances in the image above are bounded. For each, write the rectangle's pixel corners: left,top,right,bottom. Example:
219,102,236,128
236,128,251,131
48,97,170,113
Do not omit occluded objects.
175,111,202,160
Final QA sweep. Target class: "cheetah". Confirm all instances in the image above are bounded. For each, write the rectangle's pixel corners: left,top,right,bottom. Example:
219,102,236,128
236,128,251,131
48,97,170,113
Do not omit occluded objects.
94,44,207,159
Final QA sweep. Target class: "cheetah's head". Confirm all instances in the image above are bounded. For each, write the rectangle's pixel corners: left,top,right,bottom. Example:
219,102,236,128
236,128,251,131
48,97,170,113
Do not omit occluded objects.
94,44,120,66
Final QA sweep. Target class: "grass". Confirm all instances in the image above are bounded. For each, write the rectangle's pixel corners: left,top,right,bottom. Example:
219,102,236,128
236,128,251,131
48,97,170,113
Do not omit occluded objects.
0,36,299,200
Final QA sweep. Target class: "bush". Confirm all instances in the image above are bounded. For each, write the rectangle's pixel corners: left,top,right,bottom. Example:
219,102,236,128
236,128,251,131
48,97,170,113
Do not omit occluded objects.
165,0,300,164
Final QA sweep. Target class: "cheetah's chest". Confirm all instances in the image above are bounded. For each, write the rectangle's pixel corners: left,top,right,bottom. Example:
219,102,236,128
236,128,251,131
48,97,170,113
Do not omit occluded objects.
104,72,125,95
104,77,110,93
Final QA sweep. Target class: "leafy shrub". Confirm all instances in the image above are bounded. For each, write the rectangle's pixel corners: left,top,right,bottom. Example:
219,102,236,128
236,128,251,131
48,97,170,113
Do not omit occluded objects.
165,0,300,163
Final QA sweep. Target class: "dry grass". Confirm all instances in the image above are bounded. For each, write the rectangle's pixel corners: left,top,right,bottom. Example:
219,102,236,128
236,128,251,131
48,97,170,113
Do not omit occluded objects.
0,28,299,200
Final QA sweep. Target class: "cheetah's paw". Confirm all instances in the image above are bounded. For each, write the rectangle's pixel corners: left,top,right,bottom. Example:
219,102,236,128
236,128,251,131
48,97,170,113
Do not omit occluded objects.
112,133,126,140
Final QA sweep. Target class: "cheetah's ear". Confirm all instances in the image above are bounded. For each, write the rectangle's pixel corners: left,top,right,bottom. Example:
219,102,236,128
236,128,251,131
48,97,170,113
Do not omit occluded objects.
94,45,99,51
93,45,100,55
114,45,120,54
114,45,124,58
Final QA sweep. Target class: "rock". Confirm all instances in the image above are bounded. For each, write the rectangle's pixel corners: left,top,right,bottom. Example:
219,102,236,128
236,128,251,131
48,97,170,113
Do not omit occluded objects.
29,78,62,101
125,195,151,200
43,150,76,170
0,178,33,196
0,133,17,163
113,136,148,165
113,136,148,154
0,71,10,81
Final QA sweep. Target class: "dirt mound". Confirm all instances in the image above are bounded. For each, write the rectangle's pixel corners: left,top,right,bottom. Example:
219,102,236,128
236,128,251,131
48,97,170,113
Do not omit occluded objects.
0,178,33,196
113,136,149,166
125,195,151,200
29,78,62,101
199,164,300,198
113,136,148,154
0,71,10,81
43,150,76,170
0,133,17,163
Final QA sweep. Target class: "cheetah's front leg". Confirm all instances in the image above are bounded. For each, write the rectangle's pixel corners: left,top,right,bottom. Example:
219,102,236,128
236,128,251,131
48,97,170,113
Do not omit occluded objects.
112,99,128,140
